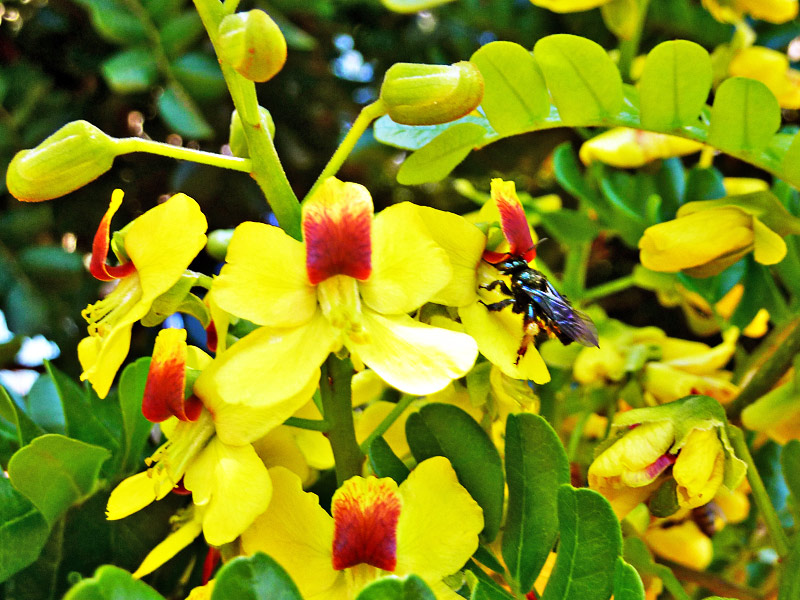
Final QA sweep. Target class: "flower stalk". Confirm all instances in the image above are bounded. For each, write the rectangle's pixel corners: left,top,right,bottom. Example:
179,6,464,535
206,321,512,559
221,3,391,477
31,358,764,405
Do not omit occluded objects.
319,355,363,485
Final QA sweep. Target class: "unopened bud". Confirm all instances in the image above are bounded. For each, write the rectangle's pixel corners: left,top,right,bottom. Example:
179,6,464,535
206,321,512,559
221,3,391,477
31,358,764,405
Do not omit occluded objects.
207,228,235,261
229,107,275,158
218,10,287,83
7,121,119,202
379,61,483,126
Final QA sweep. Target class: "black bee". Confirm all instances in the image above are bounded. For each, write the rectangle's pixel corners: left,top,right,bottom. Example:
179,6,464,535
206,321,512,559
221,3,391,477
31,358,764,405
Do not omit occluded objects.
480,254,599,364
691,503,721,537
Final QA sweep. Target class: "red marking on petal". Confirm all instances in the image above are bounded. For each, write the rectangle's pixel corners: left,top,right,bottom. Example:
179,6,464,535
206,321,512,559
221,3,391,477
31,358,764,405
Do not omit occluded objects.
89,189,137,282
492,181,534,257
142,329,201,422
303,178,373,285
331,476,401,572
202,547,221,585
645,452,677,480
205,320,218,353
482,250,511,264
526,591,539,600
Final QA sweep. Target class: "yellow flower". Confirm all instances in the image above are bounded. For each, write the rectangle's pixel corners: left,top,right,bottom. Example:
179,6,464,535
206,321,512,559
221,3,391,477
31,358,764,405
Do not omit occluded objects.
579,128,704,168
588,396,745,519
670,283,769,338
208,177,478,406
729,46,800,109
529,0,612,12
240,457,483,599
702,0,798,24
644,363,738,405
78,190,207,398
644,520,714,569
742,376,800,444
106,328,316,577
638,203,787,278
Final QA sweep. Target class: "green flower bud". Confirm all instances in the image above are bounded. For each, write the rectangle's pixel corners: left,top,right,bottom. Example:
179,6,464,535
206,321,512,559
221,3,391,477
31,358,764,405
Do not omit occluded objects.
207,228,235,261
6,121,119,202
379,61,484,126
229,107,275,158
218,10,287,83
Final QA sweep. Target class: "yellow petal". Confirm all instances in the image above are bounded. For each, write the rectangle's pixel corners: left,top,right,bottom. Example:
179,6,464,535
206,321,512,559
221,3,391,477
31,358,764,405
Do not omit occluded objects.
106,471,172,520
194,311,337,407
458,301,550,384
183,438,272,545
125,193,208,302
132,513,204,578
290,401,335,470
205,369,319,445
739,0,798,23
213,221,317,327
395,457,483,579
355,400,412,459
714,485,750,524
589,421,675,478
240,467,341,599
573,343,626,384
753,217,787,265
348,310,478,395
529,0,613,12
252,427,312,485
673,428,725,509
644,521,713,569
644,363,739,405
359,202,452,315
412,205,485,307
660,328,738,374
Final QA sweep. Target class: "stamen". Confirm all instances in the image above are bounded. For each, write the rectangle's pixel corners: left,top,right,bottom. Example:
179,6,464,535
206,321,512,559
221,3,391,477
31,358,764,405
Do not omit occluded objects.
81,275,142,338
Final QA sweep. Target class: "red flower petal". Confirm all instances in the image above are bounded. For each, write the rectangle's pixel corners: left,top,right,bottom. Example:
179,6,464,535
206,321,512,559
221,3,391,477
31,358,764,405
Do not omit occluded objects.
491,179,535,260
89,189,137,281
303,178,373,285
331,476,401,572
142,328,202,422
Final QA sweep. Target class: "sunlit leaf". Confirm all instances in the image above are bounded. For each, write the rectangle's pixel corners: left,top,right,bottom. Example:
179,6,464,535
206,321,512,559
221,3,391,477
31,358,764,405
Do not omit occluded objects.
397,123,487,185
708,78,780,153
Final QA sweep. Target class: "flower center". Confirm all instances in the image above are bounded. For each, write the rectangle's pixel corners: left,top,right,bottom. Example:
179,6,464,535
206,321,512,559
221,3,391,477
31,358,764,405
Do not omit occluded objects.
317,275,367,343
331,476,402,572
81,274,142,338
147,410,216,489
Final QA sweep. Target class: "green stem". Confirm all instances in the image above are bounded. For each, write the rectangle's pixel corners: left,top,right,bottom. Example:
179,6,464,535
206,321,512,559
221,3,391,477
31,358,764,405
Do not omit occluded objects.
191,0,302,240
617,0,651,83
303,100,388,203
319,355,363,485
565,411,590,462
562,241,591,299
727,315,800,421
359,395,415,454
661,560,764,600
284,416,330,432
116,138,252,172
581,274,636,303
728,425,790,559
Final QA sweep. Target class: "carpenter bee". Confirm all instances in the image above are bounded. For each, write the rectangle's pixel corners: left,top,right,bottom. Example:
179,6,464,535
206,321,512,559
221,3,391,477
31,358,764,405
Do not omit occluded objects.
480,253,599,364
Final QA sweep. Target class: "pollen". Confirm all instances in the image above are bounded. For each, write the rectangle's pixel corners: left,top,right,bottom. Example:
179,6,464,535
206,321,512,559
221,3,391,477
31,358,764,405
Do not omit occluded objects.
331,476,402,572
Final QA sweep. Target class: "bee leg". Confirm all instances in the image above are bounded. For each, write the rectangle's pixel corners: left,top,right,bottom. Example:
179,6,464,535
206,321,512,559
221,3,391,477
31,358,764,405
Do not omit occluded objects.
515,314,538,365
479,298,514,312
480,279,513,295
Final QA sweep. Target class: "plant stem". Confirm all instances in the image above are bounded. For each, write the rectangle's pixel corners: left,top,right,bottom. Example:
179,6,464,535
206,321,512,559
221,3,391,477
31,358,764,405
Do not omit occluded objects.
191,0,302,240
319,355,363,485
581,274,636,303
728,425,790,559
617,0,651,82
359,394,415,453
115,138,252,172
284,417,330,432
566,411,591,462
562,241,591,299
728,315,800,421
303,100,388,203
662,560,764,600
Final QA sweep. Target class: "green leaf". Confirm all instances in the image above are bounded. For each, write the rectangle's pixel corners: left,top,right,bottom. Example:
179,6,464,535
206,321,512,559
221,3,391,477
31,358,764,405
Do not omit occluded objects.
373,114,493,151
613,557,645,600
159,12,204,59
101,47,158,93
639,40,712,131
623,538,690,600
17,246,84,291
708,77,781,153
552,143,598,207
210,552,303,600
0,384,44,446
397,123,487,185
502,414,570,594
4,517,64,600
118,358,152,475
72,0,147,44
356,574,436,600
471,581,517,600
541,486,622,600
157,85,214,139
539,210,600,245
782,441,800,506
7,434,110,525
533,34,624,124
0,476,50,582
63,565,165,599
25,374,66,434
172,52,226,102
46,362,122,476
779,535,800,600
405,403,504,541
470,41,549,135
783,132,800,183
368,436,410,484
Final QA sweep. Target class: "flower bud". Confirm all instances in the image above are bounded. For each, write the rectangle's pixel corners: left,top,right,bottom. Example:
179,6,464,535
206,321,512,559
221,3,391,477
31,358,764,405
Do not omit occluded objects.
7,121,119,202
380,61,484,126
229,107,275,158
218,10,287,83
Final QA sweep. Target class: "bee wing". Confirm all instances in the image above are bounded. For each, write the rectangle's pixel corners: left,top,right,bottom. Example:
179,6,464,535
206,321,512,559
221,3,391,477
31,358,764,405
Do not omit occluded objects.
528,285,599,347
